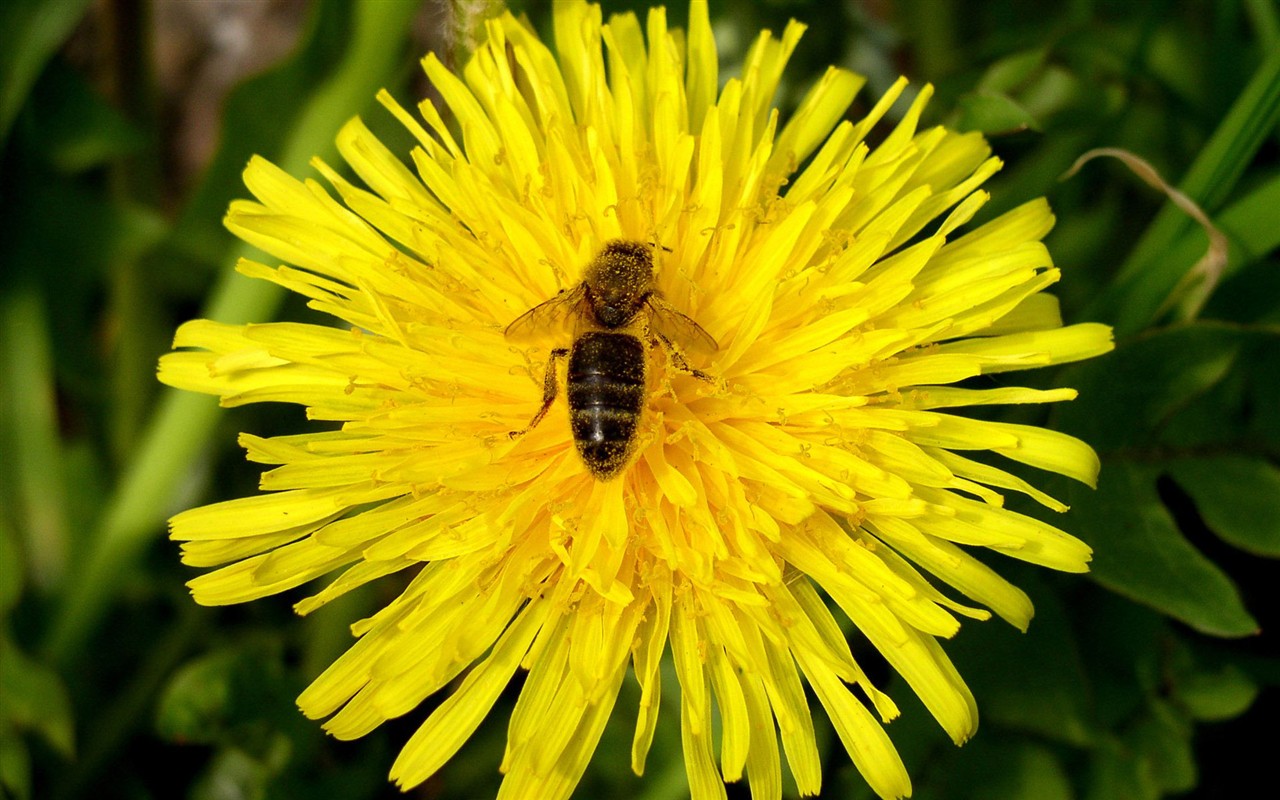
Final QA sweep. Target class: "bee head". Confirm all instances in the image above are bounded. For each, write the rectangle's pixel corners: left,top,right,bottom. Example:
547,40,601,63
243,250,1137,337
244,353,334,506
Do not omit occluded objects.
585,240,656,328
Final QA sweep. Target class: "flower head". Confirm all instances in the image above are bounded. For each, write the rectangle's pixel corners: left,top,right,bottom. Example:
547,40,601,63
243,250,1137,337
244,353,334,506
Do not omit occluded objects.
159,2,1113,798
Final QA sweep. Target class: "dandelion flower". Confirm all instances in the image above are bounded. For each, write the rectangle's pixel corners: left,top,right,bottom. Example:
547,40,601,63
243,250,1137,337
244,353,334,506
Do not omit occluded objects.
158,1,1114,798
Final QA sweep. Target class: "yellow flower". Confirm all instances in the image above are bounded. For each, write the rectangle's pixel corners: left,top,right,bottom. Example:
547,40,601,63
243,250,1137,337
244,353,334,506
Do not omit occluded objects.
158,2,1113,798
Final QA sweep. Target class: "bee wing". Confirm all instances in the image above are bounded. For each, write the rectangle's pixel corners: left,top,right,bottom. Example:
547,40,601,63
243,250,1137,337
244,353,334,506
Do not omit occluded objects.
504,284,588,342
645,294,719,353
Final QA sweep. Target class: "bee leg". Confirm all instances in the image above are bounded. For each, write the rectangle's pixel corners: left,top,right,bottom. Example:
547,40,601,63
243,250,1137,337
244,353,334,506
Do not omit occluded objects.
509,348,569,438
651,331,714,383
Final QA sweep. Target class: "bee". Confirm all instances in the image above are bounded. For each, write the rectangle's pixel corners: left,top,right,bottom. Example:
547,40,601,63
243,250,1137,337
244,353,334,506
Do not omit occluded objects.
505,239,718,480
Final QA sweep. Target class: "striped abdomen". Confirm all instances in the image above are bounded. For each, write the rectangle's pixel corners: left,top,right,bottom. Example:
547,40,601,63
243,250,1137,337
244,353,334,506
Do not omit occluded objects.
568,332,646,479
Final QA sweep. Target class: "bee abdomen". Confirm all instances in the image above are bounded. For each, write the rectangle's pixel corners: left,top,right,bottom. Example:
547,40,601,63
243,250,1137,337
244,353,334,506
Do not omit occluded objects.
568,332,645,479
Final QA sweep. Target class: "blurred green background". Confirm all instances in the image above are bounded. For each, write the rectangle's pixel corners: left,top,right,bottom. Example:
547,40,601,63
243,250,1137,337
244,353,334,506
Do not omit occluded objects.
1,0,1277,798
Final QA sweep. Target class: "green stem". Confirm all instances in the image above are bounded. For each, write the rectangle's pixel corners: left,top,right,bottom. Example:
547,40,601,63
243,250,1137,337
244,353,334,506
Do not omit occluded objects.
103,0,158,203
43,0,424,665
103,0,161,463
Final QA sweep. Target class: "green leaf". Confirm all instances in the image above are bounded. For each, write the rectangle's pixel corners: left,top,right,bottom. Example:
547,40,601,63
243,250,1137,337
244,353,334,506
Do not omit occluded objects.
154,646,293,748
1090,47,1280,333
1242,339,1280,443
189,747,274,800
0,724,31,800
0,287,73,593
1152,341,1276,452
953,91,1040,135
0,638,74,757
1067,463,1258,637
949,578,1095,746
20,60,145,173
977,50,1047,94
154,649,237,746
1246,0,1280,49
154,643,304,760
1075,592,1166,729
1054,324,1245,451
914,738,1074,800
1086,737,1160,800
0,158,167,296
1178,663,1259,721
0,155,166,597
1178,172,1280,321
0,0,94,145
1127,699,1195,793
978,742,1073,800
1167,456,1280,557
0,519,21,614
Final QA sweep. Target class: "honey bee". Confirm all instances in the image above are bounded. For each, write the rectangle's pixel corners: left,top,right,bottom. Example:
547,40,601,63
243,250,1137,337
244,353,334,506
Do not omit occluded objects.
505,239,718,480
